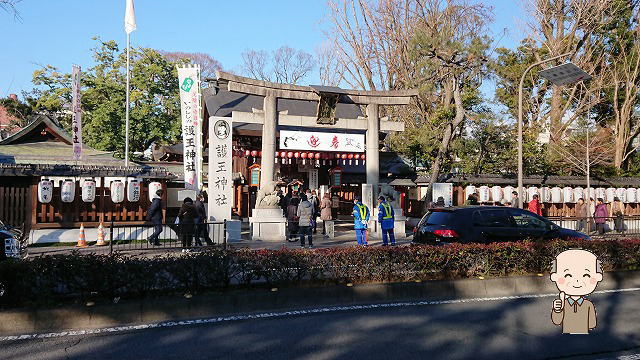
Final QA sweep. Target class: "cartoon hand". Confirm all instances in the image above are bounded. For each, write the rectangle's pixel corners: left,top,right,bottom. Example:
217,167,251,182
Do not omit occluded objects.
553,291,565,312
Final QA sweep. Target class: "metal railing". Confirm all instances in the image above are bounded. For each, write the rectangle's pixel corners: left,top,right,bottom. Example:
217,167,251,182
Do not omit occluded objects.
547,215,640,237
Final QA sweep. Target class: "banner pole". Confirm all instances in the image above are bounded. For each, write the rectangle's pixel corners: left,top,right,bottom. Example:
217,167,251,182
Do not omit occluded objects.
125,32,131,167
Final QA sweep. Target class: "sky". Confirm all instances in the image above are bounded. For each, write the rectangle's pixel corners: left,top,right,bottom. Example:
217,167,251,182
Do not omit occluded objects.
0,0,527,100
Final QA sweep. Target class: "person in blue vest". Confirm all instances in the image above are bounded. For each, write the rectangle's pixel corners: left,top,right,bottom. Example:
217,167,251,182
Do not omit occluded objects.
353,196,370,246
377,195,396,246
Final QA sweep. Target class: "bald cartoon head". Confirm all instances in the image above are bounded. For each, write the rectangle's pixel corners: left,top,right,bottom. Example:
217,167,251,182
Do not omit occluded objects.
550,249,603,297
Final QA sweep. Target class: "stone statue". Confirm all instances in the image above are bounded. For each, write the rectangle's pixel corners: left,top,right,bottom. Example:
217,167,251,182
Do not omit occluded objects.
255,180,281,209
379,184,400,209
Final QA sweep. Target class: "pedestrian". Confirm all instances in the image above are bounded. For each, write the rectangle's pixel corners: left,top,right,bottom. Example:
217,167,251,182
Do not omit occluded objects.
464,194,477,205
310,190,320,233
594,198,608,235
528,194,543,216
194,192,213,246
610,197,625,233
353,197,370,246
435,196,446,208
575,198,589,233
146,189,163,246
377,195,395,246
297,194,314,248
286,193,300,241
320,192,333,236
177,197,198,252
278,190,287,214
511,191,520,208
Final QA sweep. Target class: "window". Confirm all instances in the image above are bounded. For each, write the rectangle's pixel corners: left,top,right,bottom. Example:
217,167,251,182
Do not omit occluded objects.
511,212,548,230
421,211,455,226
473,210,513,228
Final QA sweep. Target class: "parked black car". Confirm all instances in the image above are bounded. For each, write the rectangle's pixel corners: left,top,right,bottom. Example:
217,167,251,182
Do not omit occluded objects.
412,206,590,245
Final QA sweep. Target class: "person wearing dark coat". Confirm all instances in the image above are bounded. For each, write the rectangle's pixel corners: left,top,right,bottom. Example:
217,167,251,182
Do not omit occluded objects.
286,195,300,241
194,193,213,246
178,197,198,251
146,189,164,246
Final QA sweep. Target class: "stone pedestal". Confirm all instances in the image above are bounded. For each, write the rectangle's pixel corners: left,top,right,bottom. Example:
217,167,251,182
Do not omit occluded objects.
249,208,286,241
371,208,407,239
225,219,242,242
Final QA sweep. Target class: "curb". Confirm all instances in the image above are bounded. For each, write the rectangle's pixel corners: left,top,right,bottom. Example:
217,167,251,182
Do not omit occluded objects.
1,270,639,337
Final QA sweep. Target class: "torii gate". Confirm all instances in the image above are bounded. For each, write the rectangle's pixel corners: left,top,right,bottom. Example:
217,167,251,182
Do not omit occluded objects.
215,71,417,200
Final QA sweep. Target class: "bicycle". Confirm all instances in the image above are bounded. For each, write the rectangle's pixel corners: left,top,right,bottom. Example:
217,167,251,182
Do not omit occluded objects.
0,220,28,259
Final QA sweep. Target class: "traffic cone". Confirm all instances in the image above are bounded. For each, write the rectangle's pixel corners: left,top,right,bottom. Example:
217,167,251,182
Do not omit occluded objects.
96,222,106,246
76,223,88,247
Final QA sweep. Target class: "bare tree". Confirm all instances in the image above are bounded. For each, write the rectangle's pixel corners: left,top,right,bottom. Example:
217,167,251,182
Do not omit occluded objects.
316,41,345,86
240,46,315,85
160,51,222,81
550,120,615,174
0,0,21,20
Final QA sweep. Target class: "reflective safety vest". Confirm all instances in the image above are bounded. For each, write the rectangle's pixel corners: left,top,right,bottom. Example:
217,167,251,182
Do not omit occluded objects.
381,202,393,219
356,203,368,219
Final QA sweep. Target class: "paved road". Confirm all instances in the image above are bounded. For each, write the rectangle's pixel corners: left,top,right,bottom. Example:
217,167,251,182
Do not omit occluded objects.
2,291,640,360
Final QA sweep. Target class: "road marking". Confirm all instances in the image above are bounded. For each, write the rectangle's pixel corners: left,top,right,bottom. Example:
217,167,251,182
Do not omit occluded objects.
2,287,639,342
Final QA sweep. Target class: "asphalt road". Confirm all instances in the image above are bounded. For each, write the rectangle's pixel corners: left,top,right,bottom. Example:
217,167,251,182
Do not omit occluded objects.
2,291,640,360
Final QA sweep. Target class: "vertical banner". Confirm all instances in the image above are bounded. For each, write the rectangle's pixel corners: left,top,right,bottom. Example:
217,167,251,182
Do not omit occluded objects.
71,65,82,160
208,116,233,221
177,65,203,190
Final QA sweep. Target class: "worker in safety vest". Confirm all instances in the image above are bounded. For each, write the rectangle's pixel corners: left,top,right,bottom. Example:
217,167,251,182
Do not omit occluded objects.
353,197,370,246
377,195,396,246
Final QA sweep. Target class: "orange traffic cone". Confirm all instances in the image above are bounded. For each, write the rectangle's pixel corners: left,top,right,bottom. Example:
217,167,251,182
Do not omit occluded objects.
76,223,88,247
96,222,106,246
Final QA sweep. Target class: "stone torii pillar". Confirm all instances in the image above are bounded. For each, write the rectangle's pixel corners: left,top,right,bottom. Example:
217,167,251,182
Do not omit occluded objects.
365,103,380,188
261,94,277,186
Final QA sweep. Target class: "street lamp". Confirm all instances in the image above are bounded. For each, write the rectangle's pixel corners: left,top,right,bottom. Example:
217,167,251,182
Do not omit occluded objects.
517,55,591,208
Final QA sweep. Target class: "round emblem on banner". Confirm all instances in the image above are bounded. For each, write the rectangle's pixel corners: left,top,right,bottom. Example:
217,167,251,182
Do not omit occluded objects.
214,120,230,140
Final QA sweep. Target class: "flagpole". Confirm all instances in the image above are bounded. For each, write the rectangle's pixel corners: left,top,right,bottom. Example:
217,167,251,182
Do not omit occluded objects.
125,32,130,167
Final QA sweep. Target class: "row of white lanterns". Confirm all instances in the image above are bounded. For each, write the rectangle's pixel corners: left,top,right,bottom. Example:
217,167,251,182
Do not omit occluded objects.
37,179,162,204
465,185,639,204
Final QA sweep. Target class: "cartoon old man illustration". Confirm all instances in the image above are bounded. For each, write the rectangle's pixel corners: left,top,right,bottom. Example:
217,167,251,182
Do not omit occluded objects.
550,249,603,334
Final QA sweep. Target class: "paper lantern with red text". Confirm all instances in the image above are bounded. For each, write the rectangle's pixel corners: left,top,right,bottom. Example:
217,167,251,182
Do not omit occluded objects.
61,179,76,203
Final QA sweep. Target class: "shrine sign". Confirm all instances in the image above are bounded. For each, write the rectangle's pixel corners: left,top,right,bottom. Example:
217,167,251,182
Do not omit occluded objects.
279,130,365,153
208,117,233,221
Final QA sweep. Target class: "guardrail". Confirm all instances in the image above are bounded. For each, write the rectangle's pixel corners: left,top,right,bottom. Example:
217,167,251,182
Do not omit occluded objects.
547,215,640,236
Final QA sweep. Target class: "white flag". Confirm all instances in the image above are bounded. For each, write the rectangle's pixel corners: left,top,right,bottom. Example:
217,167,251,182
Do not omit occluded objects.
124,0,137,34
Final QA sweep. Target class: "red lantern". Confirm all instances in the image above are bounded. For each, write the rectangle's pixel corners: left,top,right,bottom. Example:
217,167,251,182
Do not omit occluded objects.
361,154,366,160
348,154,354,159
280,151,287,158
287,152,293,158
301,152,307,159
251,150,258,157
294,152,300,158
341,154,347,159
354,154,360,160
334,153,340,160
258,151,262,157
275,151,279,157
244,150,251,157
314,153,321,160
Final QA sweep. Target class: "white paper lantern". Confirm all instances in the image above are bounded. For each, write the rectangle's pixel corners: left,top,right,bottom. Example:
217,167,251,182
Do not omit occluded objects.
503,186,515,202
491,186,503,202
464,185,476,200
573,187,584,202
625,188,637,203
527,187,539,202
81,179,96,202
110,180,125,203
478,186,490,203
61,179,75,203
38,179,53,203
149,182,163,202
587,188,596,200
596,188,606,200
127,179,141,202
551,187,562,203
616,188,627,203
606,188,617,203
563,187,574,203
539,187,551,203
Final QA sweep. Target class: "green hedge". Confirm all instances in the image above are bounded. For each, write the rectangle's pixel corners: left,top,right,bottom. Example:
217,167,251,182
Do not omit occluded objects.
1,239,640,308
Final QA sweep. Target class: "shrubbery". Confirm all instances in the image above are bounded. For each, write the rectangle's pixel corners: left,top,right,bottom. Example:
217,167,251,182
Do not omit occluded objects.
1,239,640,308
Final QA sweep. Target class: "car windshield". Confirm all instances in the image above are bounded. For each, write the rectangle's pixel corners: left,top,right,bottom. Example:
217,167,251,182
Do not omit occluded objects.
421,211,455,226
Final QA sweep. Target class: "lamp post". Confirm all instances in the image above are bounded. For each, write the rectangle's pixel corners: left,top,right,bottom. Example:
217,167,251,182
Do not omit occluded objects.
517,53,591,208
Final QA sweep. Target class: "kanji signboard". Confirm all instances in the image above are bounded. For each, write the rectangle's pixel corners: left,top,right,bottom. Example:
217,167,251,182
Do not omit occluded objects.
208,117,233,221
279,130,365,152
177,65,203,190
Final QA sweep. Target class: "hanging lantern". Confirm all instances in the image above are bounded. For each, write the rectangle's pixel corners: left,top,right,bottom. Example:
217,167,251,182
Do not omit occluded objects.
616,188,627,203
491,186,503,203
596,187,606,200
503,186,514,202
127,179,141,202
354,153,360,165
589,187,596,200
626,188,637,203
563,187,574,203
61,179,76,203
301,152,308,159
464,185,476,200
149,181,163,202
81,179,96,202
38,179,53,203
478,186,490,203
244,150,250,157
550,187,561,203
110,180,125,203
605,188,617,203
250,150,258,157
294,152,300,159
573,187,584,202
314,153,321,160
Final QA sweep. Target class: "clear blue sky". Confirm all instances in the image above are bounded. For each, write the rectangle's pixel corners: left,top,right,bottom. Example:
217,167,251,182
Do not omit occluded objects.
0,0,526,99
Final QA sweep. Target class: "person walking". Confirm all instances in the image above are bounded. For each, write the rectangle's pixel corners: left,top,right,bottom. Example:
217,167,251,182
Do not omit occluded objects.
528,194,543,216
286,193,300,242
377,196,395,246
353,197,370,246
177,197,198,252
310,190,320,234
594,198,608,235
194,193,213,246
320,192,333,237
575,198,589,233
146,189,164,246
610,197,625,233
297,194,314,248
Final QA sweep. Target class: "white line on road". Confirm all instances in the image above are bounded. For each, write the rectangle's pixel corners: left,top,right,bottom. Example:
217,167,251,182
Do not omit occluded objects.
2,287,639,342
